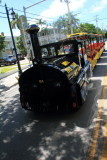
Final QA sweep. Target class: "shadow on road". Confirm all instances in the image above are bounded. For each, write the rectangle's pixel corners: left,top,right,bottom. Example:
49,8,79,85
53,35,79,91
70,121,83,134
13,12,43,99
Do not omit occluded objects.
0,51,107,160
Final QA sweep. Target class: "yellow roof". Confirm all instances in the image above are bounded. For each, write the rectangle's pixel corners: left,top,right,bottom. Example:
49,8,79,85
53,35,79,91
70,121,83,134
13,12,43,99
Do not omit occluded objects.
67,32,87,38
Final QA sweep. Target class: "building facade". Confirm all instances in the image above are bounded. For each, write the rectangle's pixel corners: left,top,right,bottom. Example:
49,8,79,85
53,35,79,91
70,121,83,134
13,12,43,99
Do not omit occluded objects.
0,35,20,58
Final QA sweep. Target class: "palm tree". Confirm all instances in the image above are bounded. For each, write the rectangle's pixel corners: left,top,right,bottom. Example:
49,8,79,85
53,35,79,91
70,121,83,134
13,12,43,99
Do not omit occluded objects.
10,13,28,55
36,18,46,31
65,12,79,34
11,13,21,30
53,13,79,34
54,16,67,34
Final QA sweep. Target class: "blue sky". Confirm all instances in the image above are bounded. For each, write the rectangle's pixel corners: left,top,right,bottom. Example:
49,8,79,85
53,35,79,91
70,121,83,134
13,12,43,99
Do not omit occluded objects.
0,0,107,36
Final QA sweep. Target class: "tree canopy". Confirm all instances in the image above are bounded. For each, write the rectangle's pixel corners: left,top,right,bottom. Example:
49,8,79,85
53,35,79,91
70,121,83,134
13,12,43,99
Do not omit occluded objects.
11,13,21,30
0,35,6,54
36,18,47,30
52,12,104,35
78,23,98,34
16,36,27,56
53,12,79,34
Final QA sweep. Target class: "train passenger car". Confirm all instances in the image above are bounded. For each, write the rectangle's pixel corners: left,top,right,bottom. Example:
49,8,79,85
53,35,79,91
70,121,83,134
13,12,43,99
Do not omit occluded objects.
67,33,105,69
18,25,93,112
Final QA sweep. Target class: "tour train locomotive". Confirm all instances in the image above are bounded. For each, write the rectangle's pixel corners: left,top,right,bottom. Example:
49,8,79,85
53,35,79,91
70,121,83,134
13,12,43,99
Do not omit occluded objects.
18,25,104,112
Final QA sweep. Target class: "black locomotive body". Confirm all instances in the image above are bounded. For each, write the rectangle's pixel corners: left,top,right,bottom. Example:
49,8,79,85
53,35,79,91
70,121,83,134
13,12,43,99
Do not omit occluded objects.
19,25,92,112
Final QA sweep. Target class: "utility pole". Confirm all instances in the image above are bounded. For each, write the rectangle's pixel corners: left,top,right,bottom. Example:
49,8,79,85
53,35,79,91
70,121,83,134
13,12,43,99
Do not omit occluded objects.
5,4,22,76
23,0,47,57
95,15,99,34
60,0,73,34
101,23,104,33
23,0,46,15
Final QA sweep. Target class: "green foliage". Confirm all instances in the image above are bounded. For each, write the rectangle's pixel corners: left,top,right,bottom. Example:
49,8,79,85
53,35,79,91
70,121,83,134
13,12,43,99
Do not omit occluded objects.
36,18,46,29
11,13,20,29
53,12,79,34
53,16,67,34
53,13,103,35
16,36,27,56
0,35,6,53
78,23,97,34
0,66,17,74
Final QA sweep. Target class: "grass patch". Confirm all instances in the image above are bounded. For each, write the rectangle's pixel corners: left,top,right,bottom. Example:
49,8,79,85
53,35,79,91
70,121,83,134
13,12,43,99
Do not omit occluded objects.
0,65,18,74
0,62,31,74
21,63,29,65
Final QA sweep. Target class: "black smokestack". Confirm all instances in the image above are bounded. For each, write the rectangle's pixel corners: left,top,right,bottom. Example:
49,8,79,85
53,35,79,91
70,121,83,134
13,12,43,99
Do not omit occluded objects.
26,24,42,64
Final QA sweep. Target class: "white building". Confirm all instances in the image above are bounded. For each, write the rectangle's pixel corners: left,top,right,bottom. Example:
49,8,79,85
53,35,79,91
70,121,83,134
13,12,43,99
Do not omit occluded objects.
38,27,67,46
0,36,20,58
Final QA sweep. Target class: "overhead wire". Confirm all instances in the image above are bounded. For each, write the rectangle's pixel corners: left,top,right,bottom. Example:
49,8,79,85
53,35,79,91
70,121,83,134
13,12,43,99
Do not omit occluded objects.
0,6,53,22
14,8,54,20
81,17,107,24
27,18,54,23
0,4,54,20
0,11,6,14
0,4,107,25
0,15,7,18
0,4,5,7
25,0,50,8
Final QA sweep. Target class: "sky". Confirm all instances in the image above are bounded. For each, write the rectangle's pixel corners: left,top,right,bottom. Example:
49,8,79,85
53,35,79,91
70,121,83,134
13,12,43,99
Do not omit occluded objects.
0,0,107,36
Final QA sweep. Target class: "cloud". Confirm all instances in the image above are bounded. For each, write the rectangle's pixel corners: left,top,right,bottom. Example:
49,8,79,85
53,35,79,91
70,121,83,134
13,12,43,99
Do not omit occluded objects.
40,0,87,21
92,0,107,12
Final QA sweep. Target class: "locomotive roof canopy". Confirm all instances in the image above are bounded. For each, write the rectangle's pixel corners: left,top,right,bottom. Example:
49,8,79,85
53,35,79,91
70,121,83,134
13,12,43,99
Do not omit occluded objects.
40,39,82,49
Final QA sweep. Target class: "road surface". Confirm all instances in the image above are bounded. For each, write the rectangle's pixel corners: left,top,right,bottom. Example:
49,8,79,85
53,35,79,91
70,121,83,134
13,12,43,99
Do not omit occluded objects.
0,50,107,160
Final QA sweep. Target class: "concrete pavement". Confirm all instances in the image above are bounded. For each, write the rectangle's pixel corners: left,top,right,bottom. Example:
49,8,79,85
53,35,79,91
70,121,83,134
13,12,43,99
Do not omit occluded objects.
0,58,32,93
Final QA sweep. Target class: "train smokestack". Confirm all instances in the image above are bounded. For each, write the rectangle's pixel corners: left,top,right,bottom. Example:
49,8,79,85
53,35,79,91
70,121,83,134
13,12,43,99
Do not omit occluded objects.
26,24,42,64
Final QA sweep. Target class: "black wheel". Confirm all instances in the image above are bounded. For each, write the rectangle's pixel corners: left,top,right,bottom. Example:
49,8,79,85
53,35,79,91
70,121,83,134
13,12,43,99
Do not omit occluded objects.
73,90,82,111
72,83,88,111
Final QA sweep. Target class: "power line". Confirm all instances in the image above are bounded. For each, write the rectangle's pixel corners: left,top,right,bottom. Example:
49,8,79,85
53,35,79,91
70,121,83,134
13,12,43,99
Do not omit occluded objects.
24,0,50,9
37,3,50,9
0,4,5,7
0,11,16,17
0,4,54,20
13,8,55,20
0,11,6,14
26,16,39,20
81,17,107,24
1,5,107,24
99,18,107,20
95,15,99,33
0,15,7,18
27,18,54,23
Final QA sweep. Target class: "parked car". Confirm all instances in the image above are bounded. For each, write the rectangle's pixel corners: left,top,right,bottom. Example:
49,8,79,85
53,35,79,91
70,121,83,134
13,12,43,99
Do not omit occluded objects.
0,58,8,66
0,55,17,67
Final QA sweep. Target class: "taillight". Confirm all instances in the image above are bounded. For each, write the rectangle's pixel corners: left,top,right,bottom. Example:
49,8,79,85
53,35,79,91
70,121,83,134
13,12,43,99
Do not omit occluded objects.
73,102,77,108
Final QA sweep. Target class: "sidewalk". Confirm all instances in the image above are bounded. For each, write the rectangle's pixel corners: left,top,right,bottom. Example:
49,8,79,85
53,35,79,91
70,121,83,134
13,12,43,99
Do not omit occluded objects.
0,58,32,93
